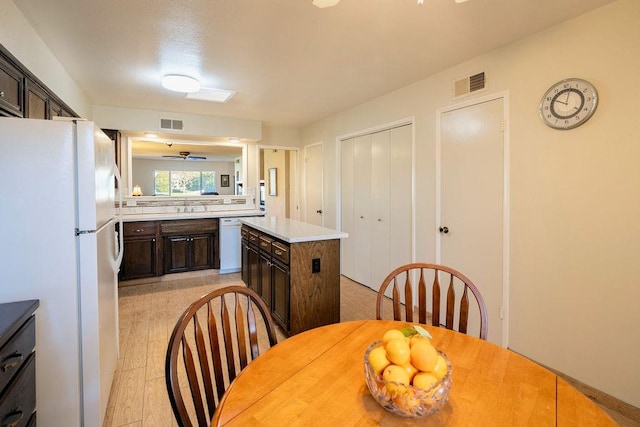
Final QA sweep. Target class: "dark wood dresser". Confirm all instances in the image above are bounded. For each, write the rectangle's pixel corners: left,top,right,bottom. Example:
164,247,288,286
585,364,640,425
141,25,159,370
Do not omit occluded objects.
0,300,39,427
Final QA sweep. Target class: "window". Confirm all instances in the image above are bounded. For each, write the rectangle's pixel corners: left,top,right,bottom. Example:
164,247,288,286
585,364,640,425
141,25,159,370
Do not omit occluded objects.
155,170,216,196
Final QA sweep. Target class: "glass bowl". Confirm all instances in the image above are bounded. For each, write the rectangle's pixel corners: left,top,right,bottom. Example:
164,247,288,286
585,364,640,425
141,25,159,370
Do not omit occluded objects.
363,340,452,418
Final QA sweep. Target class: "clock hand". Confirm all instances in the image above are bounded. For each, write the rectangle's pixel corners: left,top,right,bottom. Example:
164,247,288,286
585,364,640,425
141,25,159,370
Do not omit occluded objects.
556,99,568,105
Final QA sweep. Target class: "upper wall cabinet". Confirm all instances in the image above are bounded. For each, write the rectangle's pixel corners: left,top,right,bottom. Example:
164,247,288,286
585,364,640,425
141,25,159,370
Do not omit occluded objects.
0,53,25,117
0,44,76,119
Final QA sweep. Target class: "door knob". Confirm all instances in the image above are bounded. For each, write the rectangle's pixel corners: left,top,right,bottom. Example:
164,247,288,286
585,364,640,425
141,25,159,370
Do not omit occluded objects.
439,226,449,234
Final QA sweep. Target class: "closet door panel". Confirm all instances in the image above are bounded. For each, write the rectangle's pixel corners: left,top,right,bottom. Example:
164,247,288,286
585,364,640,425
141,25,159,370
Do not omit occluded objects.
340,138,355,279
389,125,413,271
353,134,372,286
370,130,390,291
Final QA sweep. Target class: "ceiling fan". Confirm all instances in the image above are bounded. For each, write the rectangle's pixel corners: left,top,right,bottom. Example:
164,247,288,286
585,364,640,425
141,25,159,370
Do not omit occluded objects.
312,0,469,7
162,151,207,160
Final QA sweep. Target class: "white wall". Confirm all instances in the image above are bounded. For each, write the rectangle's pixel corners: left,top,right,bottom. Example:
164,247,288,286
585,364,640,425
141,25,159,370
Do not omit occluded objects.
0,0,91,118
132,158,235,196
301,0,640,408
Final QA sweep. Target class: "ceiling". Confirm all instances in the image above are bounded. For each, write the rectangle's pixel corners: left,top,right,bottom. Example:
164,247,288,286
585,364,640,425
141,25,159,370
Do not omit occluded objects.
15,0,615,130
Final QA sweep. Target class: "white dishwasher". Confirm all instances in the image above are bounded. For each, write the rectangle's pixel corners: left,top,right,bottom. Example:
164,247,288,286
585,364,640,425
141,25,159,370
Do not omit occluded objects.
219,217,243,274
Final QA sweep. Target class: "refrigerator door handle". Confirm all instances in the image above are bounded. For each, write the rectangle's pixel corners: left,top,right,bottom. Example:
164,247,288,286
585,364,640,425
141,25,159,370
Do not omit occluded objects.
114,163,124,271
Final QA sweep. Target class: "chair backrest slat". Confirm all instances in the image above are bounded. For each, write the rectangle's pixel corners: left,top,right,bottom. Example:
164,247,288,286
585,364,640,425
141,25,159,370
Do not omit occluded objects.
458,286,470,334
207,303,226,404
192,313,216,420
166,286,278,427
376,263,488,340
404,272,413,322
432,270,441,328
418,268,427,324
182,336,207,427
445,274,455,330
234,294,249,370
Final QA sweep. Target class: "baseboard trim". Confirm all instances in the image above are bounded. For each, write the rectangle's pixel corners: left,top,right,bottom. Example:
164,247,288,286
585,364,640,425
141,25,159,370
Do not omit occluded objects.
550,368,640,424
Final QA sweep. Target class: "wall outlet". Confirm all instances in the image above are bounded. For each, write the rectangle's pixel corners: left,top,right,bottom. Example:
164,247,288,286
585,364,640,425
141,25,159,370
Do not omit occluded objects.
312,258,321,273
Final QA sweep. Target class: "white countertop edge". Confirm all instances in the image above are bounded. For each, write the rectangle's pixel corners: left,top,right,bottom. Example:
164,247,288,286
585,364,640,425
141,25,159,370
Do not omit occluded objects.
239,216,348,243
120,210,264,222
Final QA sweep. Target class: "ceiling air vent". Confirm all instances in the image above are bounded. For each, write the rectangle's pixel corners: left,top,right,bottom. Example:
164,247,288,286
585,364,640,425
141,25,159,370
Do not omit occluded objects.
454,71,486,98
159,118,184,131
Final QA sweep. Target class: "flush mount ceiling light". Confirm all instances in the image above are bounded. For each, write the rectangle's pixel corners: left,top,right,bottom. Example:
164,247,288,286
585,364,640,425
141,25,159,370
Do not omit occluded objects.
161,74,200,93
312,0,340,7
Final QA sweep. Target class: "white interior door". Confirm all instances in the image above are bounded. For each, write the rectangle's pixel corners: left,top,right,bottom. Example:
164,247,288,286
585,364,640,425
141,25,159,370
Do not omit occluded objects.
353,134,372,286
340,139,355,279
304,143,323,226
370,130,390,290
439,96,506,346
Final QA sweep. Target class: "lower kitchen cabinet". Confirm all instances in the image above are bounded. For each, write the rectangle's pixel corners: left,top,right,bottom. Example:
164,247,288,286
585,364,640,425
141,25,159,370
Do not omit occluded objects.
118,221,159,281
164,233,215,273
271,259,290,330
0,300,39,427
118,218,220,283
241,224,340,335
160,219,219,274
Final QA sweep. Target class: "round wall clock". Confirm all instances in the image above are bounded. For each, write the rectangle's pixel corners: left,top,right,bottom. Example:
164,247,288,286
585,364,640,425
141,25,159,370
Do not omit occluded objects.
539,78,598,130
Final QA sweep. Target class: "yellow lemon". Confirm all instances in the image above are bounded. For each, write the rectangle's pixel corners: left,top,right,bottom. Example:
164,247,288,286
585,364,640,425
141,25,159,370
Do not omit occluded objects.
382,364,410,395
382,329,406,346
410,340,438,372
409,334,430,348
385,339,411,365
368,345,391,376
399,361,418,381
431,354,448,379
412,372,439,391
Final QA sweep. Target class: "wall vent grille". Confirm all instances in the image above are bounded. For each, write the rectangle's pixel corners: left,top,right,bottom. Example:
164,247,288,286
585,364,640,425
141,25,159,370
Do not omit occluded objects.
159,118,184,131
454,71,486,98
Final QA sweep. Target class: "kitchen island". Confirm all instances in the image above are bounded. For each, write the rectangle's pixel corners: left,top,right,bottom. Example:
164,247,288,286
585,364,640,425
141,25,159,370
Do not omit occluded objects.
240,217,348,335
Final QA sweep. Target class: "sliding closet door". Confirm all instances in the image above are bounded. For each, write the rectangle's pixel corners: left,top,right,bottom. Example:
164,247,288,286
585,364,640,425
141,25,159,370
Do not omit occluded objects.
340,123,413,292
353,134,372,286
340,138,355,279
370,130,391,290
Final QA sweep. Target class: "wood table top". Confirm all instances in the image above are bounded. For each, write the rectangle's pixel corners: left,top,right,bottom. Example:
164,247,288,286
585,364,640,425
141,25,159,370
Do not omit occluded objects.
212,320,615,426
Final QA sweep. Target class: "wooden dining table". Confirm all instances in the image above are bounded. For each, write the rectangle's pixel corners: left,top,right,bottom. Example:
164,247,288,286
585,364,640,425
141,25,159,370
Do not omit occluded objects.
212,320,616,426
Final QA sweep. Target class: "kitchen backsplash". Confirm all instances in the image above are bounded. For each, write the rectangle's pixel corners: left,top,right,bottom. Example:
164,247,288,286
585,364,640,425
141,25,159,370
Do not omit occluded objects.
116,195,256,216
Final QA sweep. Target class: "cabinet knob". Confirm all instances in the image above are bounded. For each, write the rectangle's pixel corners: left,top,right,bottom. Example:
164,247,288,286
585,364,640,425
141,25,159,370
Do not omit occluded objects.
316,209,323,214
360,216,364,219
439,226,449,234
0,91,4,98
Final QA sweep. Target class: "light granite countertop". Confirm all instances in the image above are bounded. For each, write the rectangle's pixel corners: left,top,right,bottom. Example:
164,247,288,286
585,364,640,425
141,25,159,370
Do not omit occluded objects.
120,210,264,222
240,216,348,243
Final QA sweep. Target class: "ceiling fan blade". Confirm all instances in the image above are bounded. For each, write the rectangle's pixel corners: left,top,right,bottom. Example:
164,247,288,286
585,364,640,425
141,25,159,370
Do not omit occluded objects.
188,155,207,160
162,155,183,159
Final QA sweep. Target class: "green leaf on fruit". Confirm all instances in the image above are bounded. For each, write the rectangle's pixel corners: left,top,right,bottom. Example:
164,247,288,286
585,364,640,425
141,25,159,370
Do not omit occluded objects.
412,325,432,339
399,327,418,337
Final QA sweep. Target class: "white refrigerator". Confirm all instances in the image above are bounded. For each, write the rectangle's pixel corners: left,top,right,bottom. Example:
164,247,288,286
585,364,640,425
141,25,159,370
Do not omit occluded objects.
0,118,123,427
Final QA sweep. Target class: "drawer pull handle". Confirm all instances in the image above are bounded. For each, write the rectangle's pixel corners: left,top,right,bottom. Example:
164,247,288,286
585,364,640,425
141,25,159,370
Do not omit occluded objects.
134,229,143,233
2,410,23,427
274,250,283,256
0,354,23,372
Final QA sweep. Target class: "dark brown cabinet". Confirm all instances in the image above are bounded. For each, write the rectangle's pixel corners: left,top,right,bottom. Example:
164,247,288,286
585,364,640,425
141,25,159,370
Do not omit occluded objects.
240,224,342,336
26,81,47,120
0,43,76,119
0,300,39,427
0,54,24,117
160,219,219,274
118,221,159,281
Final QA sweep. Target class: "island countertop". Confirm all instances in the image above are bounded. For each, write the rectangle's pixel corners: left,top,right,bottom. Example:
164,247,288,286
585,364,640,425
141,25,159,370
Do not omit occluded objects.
240,216,348,243
120,209,263,222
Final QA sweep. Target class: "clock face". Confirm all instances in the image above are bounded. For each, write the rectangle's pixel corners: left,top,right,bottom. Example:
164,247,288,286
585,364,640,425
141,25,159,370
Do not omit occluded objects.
539,78,598,129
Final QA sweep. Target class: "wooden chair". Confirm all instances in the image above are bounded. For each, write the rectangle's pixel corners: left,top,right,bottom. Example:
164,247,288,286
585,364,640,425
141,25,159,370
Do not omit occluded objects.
165,286,278,427
376,263,488,340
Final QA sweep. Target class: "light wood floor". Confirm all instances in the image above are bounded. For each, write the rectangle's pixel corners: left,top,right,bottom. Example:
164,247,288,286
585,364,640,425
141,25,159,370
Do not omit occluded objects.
104,271,637,427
